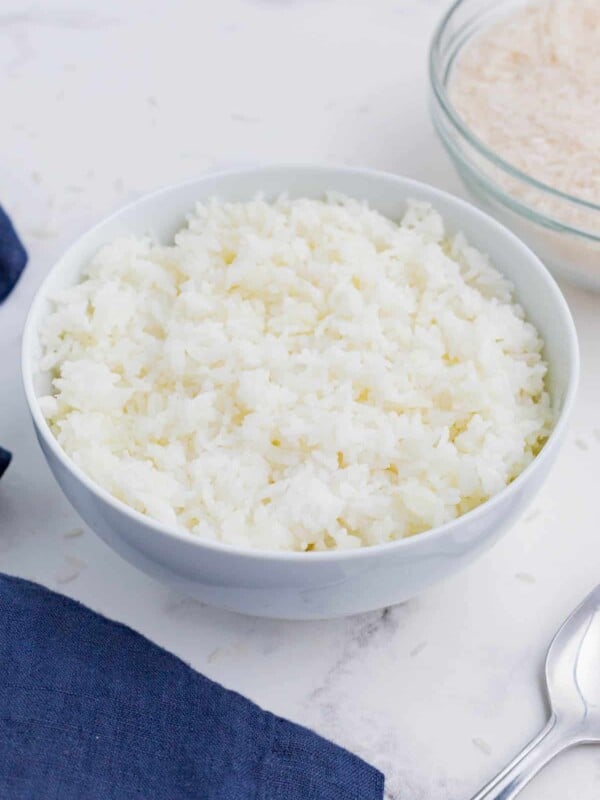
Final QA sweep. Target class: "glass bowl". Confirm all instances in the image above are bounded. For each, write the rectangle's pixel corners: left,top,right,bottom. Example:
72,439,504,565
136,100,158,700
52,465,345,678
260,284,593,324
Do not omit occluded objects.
429,0,600,291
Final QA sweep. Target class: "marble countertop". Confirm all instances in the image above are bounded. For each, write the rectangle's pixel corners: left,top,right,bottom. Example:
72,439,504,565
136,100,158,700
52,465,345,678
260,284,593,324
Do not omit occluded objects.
2,1,600,797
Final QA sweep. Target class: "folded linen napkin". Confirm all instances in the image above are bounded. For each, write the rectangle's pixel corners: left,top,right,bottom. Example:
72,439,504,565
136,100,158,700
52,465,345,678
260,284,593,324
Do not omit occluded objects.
0,448,11,479
0,205,27,304
0,574,384,799
0,206,27,479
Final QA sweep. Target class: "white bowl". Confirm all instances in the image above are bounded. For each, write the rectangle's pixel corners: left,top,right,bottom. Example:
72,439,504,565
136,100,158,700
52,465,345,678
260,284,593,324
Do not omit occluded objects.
22,165,579,619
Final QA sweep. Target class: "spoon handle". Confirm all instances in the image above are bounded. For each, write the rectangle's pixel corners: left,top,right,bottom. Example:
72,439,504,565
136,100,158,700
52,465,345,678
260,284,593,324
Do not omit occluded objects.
470,715,568,800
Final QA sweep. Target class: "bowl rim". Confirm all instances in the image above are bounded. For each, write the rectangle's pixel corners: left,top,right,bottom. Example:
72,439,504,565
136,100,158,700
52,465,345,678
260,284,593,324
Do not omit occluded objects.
21,163,580,564
429,0,600,223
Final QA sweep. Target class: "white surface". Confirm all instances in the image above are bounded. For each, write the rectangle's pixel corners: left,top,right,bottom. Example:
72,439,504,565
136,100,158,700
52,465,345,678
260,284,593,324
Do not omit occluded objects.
1,0,599,795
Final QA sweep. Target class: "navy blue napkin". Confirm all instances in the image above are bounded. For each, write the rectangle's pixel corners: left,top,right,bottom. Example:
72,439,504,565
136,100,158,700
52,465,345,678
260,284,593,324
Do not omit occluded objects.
0,206,27,304
0,448,11,479
0,205,27,478
0,574,384,799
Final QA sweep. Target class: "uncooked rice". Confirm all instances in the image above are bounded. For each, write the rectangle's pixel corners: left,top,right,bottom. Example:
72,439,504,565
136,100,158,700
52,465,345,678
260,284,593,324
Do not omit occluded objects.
38,195,552,551
450,0,600,237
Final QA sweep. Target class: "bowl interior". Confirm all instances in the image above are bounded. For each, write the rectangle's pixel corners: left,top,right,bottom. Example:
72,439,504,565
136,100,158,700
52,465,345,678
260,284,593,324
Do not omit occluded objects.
26,166,576,420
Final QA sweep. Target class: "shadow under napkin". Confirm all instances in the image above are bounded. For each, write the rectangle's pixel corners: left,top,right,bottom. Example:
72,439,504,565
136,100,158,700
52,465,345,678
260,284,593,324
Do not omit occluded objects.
0,574,384,800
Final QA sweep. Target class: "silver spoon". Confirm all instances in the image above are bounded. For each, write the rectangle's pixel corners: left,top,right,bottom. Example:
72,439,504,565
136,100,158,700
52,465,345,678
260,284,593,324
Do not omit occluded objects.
472,584,600,799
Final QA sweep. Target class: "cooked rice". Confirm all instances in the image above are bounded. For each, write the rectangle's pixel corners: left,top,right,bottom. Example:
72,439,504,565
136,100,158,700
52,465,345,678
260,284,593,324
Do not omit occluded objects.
38,195,552,551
